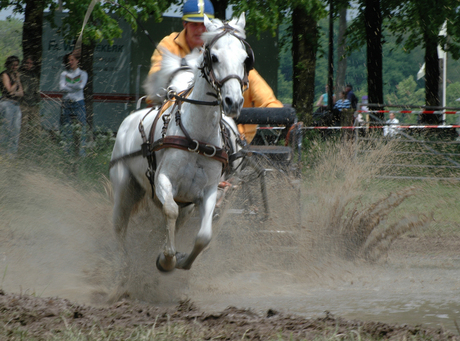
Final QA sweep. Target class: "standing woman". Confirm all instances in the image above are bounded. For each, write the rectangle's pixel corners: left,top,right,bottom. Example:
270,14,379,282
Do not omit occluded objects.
0,55,24,157
59,53,87,157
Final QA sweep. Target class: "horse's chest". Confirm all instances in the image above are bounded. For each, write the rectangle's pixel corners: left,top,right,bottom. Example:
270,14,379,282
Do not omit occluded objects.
157,151,221,200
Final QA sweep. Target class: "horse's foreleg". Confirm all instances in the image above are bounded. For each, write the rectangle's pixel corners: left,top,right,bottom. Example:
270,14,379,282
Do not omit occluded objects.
156,174,179,272
175,188,217,270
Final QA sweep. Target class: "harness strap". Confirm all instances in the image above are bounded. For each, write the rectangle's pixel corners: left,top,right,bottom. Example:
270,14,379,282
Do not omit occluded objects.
109,150,143,168
151,135,228,165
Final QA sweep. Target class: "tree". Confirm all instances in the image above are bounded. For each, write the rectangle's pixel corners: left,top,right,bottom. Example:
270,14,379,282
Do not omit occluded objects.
0,18,22,68
385,75,424,108
387,0,460,124
347,0,393,121
0,0,56,98
230,0,327,123
335,4,347,100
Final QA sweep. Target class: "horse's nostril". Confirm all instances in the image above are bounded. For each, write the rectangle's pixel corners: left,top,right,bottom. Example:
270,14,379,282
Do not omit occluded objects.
225,97,233,107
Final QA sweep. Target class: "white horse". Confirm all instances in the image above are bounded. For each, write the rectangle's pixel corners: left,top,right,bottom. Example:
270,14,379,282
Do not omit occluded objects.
110,13,250,272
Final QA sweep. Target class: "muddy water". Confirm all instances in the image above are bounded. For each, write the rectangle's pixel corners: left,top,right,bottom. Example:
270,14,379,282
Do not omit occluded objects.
190,268,460,333
187,228,460,334
1,157,459,335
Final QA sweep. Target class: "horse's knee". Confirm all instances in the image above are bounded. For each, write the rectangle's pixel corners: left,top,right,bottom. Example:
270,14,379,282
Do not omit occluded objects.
195,230,212,249
163,201,179,220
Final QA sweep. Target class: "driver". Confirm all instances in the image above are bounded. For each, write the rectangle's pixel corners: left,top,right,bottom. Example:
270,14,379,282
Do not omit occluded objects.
149,0,283,144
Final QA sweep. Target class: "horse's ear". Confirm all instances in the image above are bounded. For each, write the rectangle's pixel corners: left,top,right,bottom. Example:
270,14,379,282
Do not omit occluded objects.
234,12,246,30
204,15,216,32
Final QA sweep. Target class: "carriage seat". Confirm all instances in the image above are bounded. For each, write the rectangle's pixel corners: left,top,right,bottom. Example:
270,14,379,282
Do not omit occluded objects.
235,107,298,171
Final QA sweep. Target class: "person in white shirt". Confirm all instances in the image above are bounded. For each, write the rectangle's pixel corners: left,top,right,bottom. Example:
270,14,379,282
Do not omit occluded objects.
59,53,88,157
383,112,400,137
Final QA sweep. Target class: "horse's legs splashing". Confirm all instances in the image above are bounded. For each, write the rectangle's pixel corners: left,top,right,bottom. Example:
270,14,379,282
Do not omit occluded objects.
175,188,217,270
111,166,146,251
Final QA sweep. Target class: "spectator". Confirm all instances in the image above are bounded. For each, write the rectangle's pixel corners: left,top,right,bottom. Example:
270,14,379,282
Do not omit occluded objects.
315,84,335,112
345,84,358,110
148,0,283,145
0,55,23,157
383,112,400,137
333,91,351,112
59,52,88,157
19,56,42,141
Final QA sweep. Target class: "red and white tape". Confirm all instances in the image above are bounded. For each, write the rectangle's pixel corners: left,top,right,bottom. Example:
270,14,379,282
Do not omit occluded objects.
302,125,460,130
359,110,460,115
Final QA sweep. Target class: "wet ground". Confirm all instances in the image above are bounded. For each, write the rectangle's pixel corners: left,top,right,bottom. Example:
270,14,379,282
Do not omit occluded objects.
0,165,459,339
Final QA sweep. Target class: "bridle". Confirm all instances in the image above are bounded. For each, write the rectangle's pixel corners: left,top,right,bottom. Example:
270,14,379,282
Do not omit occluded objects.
200,23,254,95
166,22,254,107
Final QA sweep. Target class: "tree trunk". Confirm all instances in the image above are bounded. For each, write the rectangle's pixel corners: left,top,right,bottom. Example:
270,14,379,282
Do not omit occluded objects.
210,0,228,20
292,6,318,124
421,33,440,124
81,42,95,135
364,0,384,122
22,0,45,76
335,5,347,99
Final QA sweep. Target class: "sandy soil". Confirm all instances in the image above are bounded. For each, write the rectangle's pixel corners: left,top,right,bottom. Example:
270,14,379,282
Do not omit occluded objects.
0,161,459,340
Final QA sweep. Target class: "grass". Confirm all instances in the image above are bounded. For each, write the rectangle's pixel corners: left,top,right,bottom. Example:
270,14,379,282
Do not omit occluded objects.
0,319,441,341
14,126,115,193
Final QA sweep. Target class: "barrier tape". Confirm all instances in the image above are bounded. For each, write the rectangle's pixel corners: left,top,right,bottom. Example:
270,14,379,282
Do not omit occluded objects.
302,125,460,130
358,110,460,115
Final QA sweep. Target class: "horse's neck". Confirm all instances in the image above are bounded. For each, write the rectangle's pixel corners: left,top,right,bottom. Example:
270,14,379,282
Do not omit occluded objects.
178,78,222,143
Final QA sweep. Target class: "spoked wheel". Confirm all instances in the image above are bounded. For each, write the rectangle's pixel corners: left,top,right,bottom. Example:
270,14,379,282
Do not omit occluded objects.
216,148,302,227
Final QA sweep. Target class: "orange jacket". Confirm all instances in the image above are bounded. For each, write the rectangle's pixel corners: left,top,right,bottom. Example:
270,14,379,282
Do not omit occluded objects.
149,30,283,144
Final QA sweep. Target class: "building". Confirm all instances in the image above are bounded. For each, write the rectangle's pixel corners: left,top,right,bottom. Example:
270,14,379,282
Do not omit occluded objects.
40,13,279,132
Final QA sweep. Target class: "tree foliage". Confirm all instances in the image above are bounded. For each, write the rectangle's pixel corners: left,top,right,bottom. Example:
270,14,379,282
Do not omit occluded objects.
58,0,173,45
0,18,22,68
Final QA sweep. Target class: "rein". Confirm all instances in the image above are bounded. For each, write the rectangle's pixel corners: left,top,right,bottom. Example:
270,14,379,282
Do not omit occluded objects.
166,89,221,107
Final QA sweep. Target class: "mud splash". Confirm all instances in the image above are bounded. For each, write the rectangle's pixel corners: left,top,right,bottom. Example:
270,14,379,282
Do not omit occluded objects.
0,139,459,335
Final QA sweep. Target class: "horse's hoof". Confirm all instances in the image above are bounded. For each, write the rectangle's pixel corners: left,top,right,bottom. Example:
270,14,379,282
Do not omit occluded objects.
175,252,192,270
156,253,176,272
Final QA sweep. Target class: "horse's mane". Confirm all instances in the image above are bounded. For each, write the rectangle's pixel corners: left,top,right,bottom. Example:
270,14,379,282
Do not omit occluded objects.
201,16,247,45
143,47,200,104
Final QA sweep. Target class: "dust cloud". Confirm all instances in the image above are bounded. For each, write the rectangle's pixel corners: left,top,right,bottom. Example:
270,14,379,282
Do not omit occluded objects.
0,139,459,333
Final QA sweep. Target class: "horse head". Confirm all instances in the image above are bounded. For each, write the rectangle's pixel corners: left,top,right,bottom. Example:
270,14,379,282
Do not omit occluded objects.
201,13,250,119
144,47,200,105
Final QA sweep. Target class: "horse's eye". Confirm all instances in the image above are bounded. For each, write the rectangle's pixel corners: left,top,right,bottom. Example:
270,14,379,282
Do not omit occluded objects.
211,55,219,63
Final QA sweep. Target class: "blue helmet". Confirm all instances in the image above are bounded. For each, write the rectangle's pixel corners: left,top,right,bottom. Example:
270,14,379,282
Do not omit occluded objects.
182,0,215,22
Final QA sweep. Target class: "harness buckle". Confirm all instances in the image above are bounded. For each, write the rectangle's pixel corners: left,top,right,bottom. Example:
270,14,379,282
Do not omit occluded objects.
166,88,177,101
141,141,150,158
188,140,200,153
204,145,217,157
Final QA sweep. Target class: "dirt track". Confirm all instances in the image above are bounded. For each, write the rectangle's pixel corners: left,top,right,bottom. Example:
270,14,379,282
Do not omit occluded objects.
1,161,460,339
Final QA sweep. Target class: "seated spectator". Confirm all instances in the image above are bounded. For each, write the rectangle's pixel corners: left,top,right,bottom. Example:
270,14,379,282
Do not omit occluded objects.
383,112,400,137
334,91,351,112
315,84,335,112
